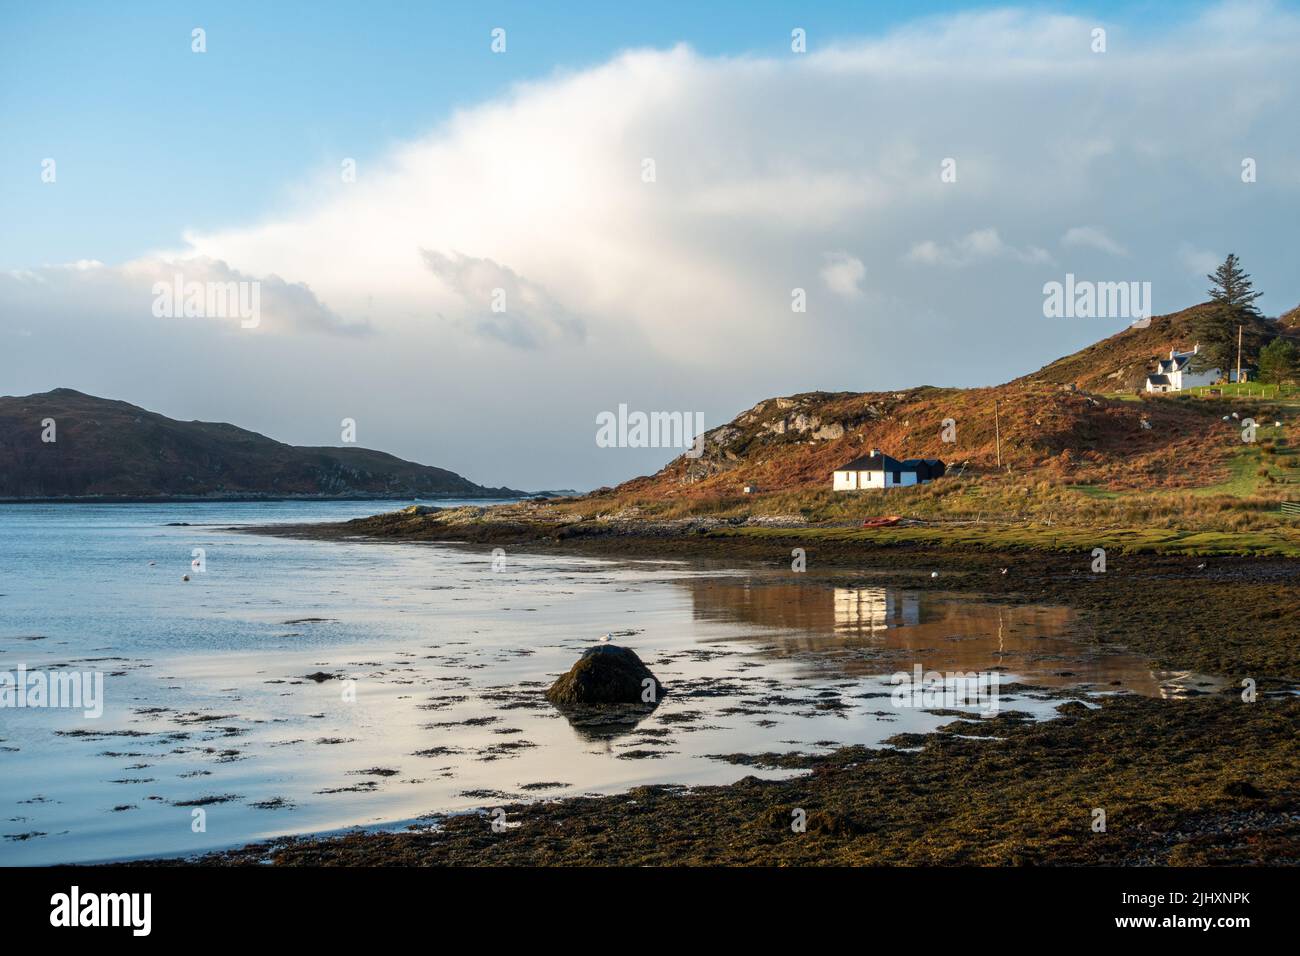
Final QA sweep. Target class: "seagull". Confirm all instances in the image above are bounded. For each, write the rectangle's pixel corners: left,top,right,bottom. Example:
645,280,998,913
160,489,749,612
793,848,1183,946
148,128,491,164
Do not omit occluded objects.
1195,562,1206,571
181,574,190,582
598,633,612,643
930,571,939,579
1000,567,1009,575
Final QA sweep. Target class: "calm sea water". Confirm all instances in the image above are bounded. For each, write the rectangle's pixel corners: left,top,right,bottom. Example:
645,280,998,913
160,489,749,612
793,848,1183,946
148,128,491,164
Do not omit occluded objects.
0,501,1221,865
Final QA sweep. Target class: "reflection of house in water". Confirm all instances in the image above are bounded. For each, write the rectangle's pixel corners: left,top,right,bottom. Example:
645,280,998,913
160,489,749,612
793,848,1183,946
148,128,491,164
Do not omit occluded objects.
833,587,920,633
679,576,1221,695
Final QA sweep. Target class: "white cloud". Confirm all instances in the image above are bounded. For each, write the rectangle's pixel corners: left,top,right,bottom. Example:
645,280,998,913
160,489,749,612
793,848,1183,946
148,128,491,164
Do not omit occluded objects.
420,250,585,349
820,252,866,297
1178,242,1222,278
905,229,1053,267
1062,227,1129,257
2,256,362,336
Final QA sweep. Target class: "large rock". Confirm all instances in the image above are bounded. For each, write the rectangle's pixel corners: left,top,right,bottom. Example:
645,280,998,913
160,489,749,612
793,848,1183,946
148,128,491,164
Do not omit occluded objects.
546,645,664,707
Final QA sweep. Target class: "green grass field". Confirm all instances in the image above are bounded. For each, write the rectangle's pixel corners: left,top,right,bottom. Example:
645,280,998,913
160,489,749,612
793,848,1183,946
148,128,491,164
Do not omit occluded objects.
1067,484,1125,500
711,522,1300,557
1193,445,1268,497
1186,382,1299,400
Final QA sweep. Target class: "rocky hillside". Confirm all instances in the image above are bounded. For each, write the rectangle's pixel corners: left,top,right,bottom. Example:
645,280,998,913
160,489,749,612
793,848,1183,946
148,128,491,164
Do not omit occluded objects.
606,302,1300,503
612,382,1239,501
0,389,521,499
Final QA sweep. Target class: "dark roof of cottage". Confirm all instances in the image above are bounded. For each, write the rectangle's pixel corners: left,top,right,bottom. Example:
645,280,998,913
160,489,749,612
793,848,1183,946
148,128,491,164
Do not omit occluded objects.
902,457,947,476
1147,374,1170,385
835,451,903,472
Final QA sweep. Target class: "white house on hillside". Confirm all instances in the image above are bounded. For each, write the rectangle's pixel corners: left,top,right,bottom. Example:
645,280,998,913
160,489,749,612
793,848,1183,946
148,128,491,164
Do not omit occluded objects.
832,450,946,490
1145,345,1220,393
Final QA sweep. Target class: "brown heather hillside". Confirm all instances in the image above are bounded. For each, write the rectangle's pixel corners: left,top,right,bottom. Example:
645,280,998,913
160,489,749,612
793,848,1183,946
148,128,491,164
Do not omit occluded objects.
601,303,1300,504
612,381,1241,502
1020,302,1283,393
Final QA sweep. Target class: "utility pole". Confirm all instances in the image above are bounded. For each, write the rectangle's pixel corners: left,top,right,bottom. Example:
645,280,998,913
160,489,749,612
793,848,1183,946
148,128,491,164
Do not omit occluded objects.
1236,324,1243,386
994,400,1002,469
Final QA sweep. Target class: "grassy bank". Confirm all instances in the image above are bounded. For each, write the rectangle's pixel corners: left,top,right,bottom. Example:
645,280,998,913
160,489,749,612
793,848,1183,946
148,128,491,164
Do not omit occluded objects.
704,523,1300,558
574,474,1300,532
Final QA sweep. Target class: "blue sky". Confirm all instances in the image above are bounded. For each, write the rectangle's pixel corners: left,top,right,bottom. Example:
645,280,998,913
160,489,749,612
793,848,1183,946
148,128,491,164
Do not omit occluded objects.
1,0,1220,269
2,1,1297,490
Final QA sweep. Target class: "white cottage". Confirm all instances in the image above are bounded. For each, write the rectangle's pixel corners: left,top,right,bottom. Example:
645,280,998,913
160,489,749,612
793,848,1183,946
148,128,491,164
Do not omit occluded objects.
1145,345,1220,393
832,450,945,490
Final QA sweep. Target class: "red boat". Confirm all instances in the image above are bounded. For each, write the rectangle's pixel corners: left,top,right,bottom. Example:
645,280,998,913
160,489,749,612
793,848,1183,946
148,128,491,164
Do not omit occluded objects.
861,515,903,528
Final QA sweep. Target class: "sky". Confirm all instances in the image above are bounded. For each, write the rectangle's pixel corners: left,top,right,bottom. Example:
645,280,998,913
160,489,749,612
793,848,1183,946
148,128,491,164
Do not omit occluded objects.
2,0,1298,491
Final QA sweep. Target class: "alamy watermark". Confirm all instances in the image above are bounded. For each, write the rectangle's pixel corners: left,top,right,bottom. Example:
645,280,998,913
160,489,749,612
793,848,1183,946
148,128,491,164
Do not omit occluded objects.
50,886,150,936
596,404,704,457
890,664,1000,716
1043,274,1151,326
1,665,104,718
152,274,260,328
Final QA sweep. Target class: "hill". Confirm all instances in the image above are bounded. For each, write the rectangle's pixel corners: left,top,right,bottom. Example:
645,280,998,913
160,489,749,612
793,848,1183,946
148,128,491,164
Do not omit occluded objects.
0,389,521,500
1020,302,1285,393
611,382,1237,503
600,304,1300,504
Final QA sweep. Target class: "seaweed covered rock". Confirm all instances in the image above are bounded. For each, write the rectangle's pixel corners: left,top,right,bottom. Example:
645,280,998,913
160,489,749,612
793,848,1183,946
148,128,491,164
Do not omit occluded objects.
546,645,664,707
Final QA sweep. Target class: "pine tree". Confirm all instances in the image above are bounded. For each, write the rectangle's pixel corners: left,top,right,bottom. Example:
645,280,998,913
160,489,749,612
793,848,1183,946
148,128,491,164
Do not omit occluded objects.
1258,337,1297,386
1207,253,1263,316
1189,254,1264,373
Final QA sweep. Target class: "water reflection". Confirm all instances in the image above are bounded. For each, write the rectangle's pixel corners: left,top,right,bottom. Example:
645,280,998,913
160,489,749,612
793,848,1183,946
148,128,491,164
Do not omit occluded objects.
680,577,1225,698
550,701,660,742
834,587,918,632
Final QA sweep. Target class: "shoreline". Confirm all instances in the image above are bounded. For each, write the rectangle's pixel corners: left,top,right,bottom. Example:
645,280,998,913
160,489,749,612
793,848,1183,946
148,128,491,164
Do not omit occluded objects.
0,495,528,506
247,510,1300,681
138,692,1299,866
104,510,1300,866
